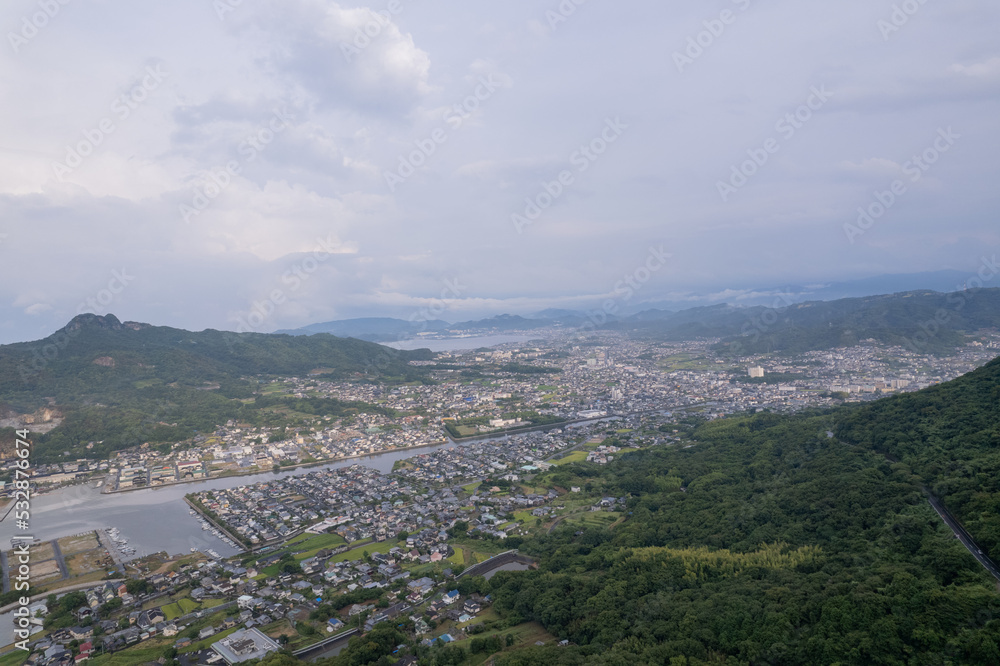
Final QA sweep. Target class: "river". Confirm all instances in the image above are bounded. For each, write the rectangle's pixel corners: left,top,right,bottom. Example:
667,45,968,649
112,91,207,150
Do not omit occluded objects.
0,443,470,563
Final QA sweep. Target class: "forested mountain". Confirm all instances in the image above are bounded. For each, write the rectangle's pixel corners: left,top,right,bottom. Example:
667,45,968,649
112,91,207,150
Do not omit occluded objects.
836,355,1000,562
483,358,1000,664
0,314,432,461
621,288,1000,354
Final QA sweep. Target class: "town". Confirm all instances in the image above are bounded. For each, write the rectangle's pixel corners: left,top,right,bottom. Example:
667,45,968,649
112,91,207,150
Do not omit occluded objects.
4,330,1000,664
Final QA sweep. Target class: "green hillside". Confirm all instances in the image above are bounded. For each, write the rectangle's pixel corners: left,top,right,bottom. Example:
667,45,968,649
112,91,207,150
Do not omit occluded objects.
836,355,1000,560
0,314,433,461
483,358,1000,664
622,289,1000,354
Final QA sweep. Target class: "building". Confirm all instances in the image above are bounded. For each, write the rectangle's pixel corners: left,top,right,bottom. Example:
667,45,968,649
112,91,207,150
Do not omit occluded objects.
747,366,765,378
212,628,281,664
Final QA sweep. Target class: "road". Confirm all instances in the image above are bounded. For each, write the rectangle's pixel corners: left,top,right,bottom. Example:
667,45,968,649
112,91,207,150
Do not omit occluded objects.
0,552,8,594
50,540,69,580
925,492,1000,582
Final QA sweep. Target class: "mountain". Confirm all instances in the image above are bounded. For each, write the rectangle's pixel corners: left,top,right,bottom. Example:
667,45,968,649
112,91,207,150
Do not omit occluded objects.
621,288,1000,354
276,317,451,341
482,355,1000,665
450,314,552,332
279,313,564,341
632,269,974,312
0,314,432,461
835,354,1000,558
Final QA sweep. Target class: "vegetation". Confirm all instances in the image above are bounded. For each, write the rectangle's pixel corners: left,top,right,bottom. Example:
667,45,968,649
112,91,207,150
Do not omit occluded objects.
618,288,1000,354
0,314,432,461
481,360,1000,664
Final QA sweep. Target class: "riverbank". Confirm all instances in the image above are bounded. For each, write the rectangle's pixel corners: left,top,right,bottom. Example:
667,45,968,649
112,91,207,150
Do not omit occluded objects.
182,497,253,554
100,437,451,495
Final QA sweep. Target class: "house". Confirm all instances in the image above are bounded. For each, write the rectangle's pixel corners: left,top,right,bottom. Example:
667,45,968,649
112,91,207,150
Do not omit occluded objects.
200,626,217,639
442,590,460,605
68,626,93,641
327,618,345,633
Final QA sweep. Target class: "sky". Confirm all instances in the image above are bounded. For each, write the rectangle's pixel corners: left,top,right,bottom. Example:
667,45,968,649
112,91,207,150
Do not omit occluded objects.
1,0,998,344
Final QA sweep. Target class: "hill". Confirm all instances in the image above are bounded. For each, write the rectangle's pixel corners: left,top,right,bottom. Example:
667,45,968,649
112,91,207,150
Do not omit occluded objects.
835,354,1000,558
0,314,432,461
621,288,1000,354
479,356,1000,664
276,316,451,341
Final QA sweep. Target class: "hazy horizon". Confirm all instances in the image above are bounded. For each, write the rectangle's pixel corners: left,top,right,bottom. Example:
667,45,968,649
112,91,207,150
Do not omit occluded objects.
2,0,998,344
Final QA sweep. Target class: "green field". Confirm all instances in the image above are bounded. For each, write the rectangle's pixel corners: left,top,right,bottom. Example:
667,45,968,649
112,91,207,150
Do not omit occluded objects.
552,450,588,466
328,540,397,564
162,597,200,620
289,533,348,560
0,651,27,666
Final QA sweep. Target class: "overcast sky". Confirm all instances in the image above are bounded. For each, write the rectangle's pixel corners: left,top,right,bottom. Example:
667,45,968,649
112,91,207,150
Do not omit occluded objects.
1,0,998,343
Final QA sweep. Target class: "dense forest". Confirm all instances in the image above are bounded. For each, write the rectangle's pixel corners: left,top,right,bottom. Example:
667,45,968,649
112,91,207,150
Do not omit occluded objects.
484,408,1000,664
0,314,432,461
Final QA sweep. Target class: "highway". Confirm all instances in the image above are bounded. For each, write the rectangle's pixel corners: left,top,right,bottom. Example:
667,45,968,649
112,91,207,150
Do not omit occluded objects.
925,491,1000,582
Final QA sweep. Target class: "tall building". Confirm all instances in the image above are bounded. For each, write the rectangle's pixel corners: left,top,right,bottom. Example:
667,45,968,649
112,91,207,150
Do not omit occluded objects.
748,366,765,378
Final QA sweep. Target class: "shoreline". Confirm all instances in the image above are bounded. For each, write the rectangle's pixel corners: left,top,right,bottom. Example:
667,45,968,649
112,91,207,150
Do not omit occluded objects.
99,436,453,495
182,497,253,553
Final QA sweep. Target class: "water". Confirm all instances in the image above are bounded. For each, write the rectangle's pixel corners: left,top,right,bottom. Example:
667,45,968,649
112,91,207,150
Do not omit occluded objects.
0,443,470,562
383,335,541,352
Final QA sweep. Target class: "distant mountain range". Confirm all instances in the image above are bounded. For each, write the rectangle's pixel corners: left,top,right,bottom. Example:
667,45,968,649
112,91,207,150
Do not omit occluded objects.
279,287,1000,354
618,289,1000,354
276,313,563,341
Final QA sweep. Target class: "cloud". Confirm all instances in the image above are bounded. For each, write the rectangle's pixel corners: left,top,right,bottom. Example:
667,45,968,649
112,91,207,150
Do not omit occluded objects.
227,0,433,114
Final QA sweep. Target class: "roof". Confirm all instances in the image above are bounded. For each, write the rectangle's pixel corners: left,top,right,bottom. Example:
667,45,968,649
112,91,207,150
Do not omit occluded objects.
211,628,282,664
